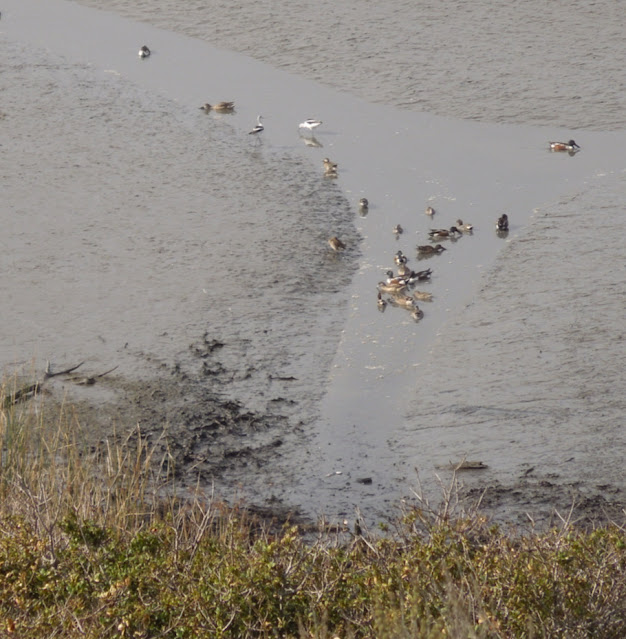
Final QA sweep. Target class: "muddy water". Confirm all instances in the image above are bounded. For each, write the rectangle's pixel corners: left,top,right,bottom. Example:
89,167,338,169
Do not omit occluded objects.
1,0,625,527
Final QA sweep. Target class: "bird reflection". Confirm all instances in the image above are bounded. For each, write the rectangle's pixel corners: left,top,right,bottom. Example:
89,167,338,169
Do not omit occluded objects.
299,134,322,148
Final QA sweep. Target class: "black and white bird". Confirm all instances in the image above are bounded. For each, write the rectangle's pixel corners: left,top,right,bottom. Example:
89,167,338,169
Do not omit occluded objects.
249,115,264,135
299,118,323,131
138,45,151,58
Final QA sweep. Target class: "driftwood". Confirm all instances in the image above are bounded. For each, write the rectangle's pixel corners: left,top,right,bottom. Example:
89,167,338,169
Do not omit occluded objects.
3,361,117,407
71,365,118,386
435,460,488,471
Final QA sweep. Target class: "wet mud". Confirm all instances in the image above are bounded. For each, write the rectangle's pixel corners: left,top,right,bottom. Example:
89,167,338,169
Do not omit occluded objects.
31,330,625,532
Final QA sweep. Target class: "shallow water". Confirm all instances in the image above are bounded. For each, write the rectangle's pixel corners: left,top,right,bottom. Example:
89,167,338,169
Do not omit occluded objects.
72,0,626,131
1,0,625,526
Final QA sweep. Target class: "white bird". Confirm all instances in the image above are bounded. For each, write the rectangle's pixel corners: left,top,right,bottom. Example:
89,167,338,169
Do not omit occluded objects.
249,115,264,135
138,45,151,58
299,118,322,131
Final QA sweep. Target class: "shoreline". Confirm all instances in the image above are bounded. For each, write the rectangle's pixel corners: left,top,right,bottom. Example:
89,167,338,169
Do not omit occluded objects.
2,0,625,527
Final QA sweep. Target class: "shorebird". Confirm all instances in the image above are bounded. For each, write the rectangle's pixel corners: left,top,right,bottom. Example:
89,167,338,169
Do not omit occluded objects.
299,118,323,131
200,102,235,112
249,115,264,135
328,236,346,252
138,45,151,58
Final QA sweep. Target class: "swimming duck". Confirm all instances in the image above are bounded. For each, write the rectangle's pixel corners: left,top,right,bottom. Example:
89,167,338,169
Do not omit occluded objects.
200,101,235,112
411,306,424,321
549,139,580,152
249,115,264,135
385,270,410,287
323,157,338,172
429,227,461,239
411,268,432,282
389,295,418,310
391,268,431,284
417,243,446,255
425,206,435,216
299,118,323,130
413,290,433,302
377,292,387,312
456,219,473,233
359,198,369,212
328,236,346,251
377,280,407,295
496,214,509,231
393,224,403,236
138,45,151,58
394,250,408,266
396,263,413,278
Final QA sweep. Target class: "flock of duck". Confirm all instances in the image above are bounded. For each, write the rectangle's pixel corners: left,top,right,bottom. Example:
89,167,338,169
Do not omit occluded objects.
373,206,482,323
137,42,580,325
368,142,578,323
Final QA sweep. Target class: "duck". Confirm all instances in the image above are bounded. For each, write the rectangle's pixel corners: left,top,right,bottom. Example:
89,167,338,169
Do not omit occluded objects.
328,236,346,251
393,224,403,235
394,250,408,266
417,243,446,255
249,115,264,135
425,206,435,216
377,292,387,312
496,214,509,231
385,270,410,287
396,263,413,278
389,295,418,310
456,219,473,233
299,118,323,130
429,227,461,239
411,306,424,321
413,290,433,302
549,139,580,152
138,45,151,58
411,268,432,282
377,281,407,295
391,268,432,284
323,158,338,175
200,101,235,112
359,197,369,211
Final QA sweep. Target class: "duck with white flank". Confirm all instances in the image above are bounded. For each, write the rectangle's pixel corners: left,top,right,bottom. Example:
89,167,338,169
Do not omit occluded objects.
394,250,408,266
138,45,151,58
496,214,509,231
456,219,473,233
549,139,580,152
